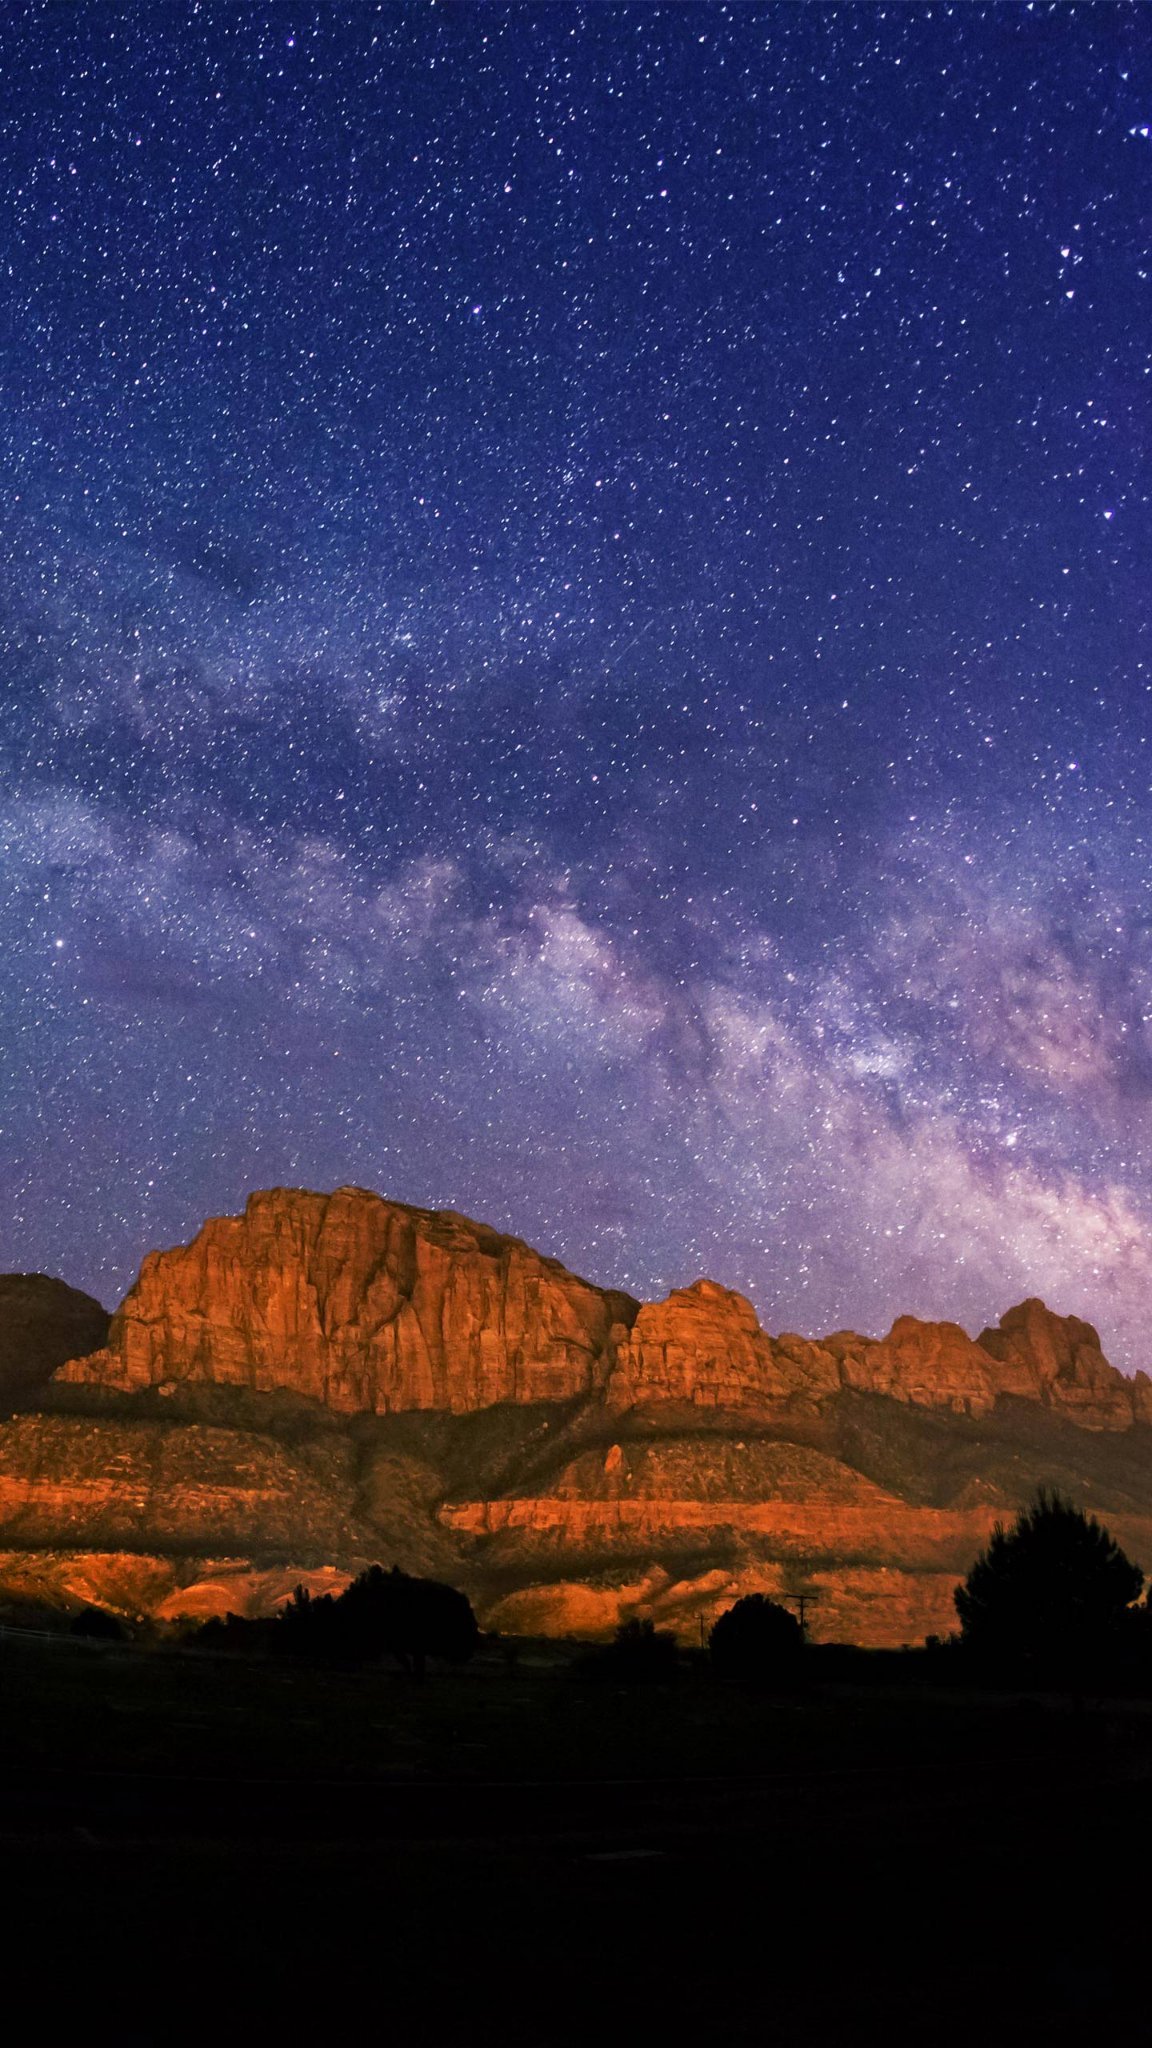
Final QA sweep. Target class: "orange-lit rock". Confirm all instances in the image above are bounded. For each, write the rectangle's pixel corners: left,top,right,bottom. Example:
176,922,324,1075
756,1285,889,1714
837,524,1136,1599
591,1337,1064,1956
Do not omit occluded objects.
26,1186,1152,1653
607,1279,841,1410
978,1298,1152,1429
831,1303,1152,1430
545,1438,895,1505
607,1279,791,1410
441,1494,997,1569
843,1315,1008,1415
0,1551,355,1624
482,1565,967,1649
58,1187,636,1414
0,1414,365,1553
152,1563,355,1623
464,1501,1152,1647
52,1189,1152,1433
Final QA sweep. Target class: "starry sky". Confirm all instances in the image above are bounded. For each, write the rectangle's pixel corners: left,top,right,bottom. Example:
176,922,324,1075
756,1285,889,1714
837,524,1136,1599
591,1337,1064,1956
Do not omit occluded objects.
2,3,1150,1364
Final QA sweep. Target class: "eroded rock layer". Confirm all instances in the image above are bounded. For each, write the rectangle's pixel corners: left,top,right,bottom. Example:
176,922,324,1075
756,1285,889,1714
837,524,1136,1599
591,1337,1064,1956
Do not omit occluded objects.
56,1187,1152,1428
3,1185,1149,1647
58,1188,637,1414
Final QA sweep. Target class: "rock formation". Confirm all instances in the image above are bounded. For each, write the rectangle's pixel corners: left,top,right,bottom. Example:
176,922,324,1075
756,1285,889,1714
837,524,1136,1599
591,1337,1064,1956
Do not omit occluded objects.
58,1187,1152,1429
978,1298,1152,1429
0,1415,364,1554
0,1274,109,1407
4,1186,1150,1647
58,1188,637,1414
605,1279,840,1410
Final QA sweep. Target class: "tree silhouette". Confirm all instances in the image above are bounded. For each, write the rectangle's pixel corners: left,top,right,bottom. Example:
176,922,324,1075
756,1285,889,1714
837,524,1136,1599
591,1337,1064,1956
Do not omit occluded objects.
955,1490,1143,1676
590,1616,678,1681
709,1594,804,1681
336,1564,478,1674
276,1567,479,1674
277,1583,340,1659
69,1604,126,1641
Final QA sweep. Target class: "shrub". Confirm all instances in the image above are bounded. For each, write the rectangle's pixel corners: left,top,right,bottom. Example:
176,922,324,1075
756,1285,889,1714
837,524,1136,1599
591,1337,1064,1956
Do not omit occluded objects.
575,1617,679,1682
189,1567,480,1673
278,1566,479,1674
709,1595,804,1682
955,1489,1143,1679
69,1604,126,1641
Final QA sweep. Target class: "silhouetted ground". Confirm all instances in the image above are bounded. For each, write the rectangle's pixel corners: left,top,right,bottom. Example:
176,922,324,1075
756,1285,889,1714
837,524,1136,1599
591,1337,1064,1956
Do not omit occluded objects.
0,1631,1147,2042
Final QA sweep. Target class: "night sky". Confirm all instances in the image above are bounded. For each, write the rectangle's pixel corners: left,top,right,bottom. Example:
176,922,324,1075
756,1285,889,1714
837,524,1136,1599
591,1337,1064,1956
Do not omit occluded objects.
2,4,1150,1364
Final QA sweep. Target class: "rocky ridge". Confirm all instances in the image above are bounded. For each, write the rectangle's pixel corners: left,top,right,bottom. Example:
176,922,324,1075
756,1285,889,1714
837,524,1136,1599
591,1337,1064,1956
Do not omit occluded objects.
56,1188,635,1414
3,1186,1151,1646
0,1275,109,1407
57,1187,1152,1430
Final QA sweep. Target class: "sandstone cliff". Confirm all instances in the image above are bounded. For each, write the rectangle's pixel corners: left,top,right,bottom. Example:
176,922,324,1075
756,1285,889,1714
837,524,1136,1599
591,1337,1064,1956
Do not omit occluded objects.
57,1188,1151,1431
15,1186,1152,1648
978,1298,1152,1429
58,1188,637,1414
606,1279,841,1410
606,1284,1152,1429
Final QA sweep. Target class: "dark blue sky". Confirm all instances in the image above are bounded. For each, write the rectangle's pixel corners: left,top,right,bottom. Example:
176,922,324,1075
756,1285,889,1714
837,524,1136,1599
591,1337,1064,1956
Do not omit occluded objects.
2,3,1151,1363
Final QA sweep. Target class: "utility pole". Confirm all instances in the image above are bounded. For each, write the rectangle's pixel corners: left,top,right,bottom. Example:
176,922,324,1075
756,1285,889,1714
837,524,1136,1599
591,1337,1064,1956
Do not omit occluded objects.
791,1591,819,1639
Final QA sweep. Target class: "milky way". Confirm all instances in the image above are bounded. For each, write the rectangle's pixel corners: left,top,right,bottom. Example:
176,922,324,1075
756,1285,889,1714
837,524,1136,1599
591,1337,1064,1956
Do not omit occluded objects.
2,4,1150,1362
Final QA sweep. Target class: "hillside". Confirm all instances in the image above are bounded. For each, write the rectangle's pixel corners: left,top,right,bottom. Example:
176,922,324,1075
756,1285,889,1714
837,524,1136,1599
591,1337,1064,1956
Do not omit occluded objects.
3,1186,1151,1644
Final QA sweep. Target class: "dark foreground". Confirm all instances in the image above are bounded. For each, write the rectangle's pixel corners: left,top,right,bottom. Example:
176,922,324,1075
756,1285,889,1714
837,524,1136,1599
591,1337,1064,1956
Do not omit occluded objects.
1,1632,1147,2044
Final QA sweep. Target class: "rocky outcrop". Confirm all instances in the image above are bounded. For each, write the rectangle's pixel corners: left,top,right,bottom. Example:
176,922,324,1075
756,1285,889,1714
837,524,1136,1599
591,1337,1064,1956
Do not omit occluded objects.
0,1275,109,1407
978,1298,1152,1429
0,1415,365,1554
26,1186,1152,1650
481,1565,972,1653
0,1551,355,1625
606,1280,791,1410
55,1189,1152,1433
544,1438,896,1505
605,1284,1152,1432
606,1279,841,1411
58,1188,637,1415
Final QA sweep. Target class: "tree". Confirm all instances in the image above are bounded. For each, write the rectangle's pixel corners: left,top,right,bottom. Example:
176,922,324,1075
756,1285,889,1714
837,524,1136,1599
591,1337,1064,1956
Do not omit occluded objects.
189,1568,480,1673
191,1610,271,1654
709,1594,804,1681
275,1567,479,1674
277,1583,341,1660
69,1604,126,1642
583,1617,679,1682
954,1490,1143,1676
335,1564,479,1675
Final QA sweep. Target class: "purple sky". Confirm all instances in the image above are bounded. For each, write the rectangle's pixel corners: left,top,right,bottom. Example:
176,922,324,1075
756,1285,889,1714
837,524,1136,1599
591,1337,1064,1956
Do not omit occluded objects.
2,5,1151,1366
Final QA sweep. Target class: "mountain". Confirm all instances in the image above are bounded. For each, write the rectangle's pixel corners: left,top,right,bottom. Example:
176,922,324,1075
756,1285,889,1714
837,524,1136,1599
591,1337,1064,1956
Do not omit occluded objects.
0,1274,109,1407
3,1186,1151,1643
55,1187,637,1412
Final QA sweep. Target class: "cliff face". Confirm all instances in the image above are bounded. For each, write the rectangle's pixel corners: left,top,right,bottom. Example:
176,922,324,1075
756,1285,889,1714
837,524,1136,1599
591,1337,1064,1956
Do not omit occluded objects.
58,1188,636,1415
15,1188,1152,1647
977,1299,1152,1429
0,1415,363,1554
56,1190,1152,1430
606,1280,840,1410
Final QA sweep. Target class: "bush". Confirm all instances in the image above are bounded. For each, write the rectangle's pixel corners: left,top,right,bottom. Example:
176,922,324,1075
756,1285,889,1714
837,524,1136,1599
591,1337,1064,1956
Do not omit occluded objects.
187,1567,480,1674
278,1566,479,1674
709,1595,804,1682
334,1564,479,1673
955,1489,1143,1680
190,1611,272,1654
69,1604,126,1641
576,1617,679,1682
